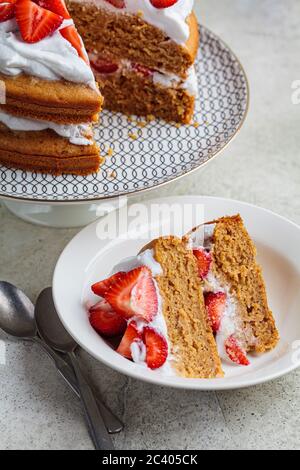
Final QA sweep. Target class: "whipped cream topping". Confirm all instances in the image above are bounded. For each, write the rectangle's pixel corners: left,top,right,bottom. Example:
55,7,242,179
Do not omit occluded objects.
0,110,92,146
112,249,176,376
0,19,97,89
81,0,194,44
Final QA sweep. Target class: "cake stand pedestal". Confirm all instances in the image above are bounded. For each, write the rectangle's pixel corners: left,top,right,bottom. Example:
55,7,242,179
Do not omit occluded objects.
2,198,127,228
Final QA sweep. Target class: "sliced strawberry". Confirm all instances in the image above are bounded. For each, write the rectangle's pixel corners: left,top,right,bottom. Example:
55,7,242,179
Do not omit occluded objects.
34,0,70,18
132,63,154,78
117,321,142,359
144,327,168,370
204,291,226,334
91,58,119,74
0,0,17,22
193,248,212,279
150,0,178,8
15,0,63,43
89,299,126,337
224,335,250,366
104,0,125,8
92,271,125,297
60,24,88,63
104,266,158,322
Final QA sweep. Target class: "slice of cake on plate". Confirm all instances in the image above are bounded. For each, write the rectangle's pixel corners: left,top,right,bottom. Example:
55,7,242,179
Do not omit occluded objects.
187,215,279,365
88,214,279,378
67,0,199,123
89,236,223,378
0,0,103,175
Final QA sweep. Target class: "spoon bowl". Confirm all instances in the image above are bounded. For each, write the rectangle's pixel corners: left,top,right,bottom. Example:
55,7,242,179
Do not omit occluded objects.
0,281,37,338
35,287,76,353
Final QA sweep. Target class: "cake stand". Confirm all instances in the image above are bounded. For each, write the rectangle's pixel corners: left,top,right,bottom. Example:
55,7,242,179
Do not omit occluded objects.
0,26,249,228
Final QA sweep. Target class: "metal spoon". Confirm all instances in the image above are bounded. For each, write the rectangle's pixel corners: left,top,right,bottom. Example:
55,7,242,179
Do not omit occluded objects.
35,287,114,450
0,281,122,435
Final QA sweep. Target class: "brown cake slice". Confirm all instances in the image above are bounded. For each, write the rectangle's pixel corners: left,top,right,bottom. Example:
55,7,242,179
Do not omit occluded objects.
188,215,279,365
149,236,224,378
67,0,199,123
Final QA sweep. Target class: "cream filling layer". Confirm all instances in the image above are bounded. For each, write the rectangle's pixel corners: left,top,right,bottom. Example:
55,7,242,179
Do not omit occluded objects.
153,65,198,97
0,19,97,90
91,54,198,97
0,111,92,146
76,0,194,45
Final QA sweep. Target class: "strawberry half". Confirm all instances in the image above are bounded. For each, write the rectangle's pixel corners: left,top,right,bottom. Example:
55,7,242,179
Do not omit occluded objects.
132,63,154,78
92,271,125,297
224,335,250,366
117,321,142,359
204,291,226,334
150,0,178,8
91,58,119,74
144,327,168,370
104,266,158,322
15,0,63,43
89,299,126,337
193,248,212,279
60,24,88,63
0,0,17,22
34,0,70,18
104,0,125,8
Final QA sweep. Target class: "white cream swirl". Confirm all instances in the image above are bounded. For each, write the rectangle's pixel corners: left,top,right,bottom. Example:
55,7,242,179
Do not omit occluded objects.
0,19,97,89
0,111,92,146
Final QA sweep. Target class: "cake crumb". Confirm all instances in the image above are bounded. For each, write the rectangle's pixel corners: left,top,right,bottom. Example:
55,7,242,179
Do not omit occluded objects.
193,121,200,128
175,123,181,128
136,10,144,18
107,147,114,157
128,132,138,140
109,170,117,179
146,114,155,122
136,121,147,128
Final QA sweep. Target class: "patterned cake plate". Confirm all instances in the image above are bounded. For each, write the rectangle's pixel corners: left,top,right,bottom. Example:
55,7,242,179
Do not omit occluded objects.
0,26,249,226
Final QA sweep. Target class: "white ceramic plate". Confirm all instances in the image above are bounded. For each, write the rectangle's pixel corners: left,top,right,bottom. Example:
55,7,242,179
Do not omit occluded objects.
53,196,300,390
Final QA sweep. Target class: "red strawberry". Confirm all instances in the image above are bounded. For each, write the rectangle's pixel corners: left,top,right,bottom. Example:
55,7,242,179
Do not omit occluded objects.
15,0,63,43
60,24,88,63
132,63,154,78
144,327,168,370
104,266,158,322
92,271,125,297
91,58,119,74
89,299,126,337
34,0,70,18
104,0,125,8
150,0,178,8
224,335,250,366
204,291,226,333
193,248,212,279
0,0,17,22
117,321,142,359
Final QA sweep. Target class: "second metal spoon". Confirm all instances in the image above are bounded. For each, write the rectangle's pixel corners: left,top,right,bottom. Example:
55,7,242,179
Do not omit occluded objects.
35,287,114,450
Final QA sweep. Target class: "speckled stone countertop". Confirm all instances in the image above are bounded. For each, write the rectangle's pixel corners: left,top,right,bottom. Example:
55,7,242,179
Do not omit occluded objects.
0,0,299,450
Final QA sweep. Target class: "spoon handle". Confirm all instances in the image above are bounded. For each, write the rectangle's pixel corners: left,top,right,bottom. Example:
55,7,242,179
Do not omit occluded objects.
35,337,123,434
68,352,114,450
